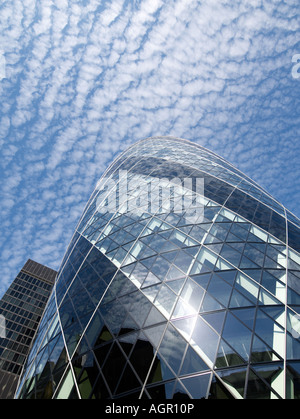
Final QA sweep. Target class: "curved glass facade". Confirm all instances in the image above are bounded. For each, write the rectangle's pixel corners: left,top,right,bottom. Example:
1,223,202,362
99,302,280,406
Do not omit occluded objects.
15,137,300,399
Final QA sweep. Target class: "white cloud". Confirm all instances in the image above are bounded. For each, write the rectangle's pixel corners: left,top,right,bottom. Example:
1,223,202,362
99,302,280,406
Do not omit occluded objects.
0,0,299,299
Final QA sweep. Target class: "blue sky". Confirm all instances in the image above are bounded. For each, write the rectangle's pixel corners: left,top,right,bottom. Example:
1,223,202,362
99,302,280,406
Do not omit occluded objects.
0,0,299,297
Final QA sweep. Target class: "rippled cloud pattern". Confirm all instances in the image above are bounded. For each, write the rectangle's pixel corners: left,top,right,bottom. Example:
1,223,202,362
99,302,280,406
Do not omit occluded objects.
0,0,299,296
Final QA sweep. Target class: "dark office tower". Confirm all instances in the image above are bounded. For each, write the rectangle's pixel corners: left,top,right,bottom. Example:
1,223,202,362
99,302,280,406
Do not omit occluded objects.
0,259,56,398
16,137,300,399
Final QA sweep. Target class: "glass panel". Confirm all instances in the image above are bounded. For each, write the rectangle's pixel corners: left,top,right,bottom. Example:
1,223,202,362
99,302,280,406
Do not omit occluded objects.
239,255,260,269
266,245,286,266
230,289,255,309
190,316,219,368
189,225,208,242
140,255,156,270
216,270,237,285
250,225,268,242
192,248,217,274
119,312,139,335
208,375,235,399
35,347,52,389
127,332,156,383
161,249,178,262
169,230,187,247
81,312,103,351
150,256,171,279
166,278,185,294
112,247,128,267
180,278,204,312
207,274,232,306
146,356,175,385
172,316,197,341
254,309,285,359
130,241,145,259
258,288,281,306
109,271,137,297
216,367,247,399
154,285,177,318
205,242,223,253
243,244,265,266
200,292,224,312
222,312,252,361
251,336,281,363
93,343,113,369
171,381,191,399
180,346,209,376
226,232,244,243
99,300,127,336
115,363,142,395
143,324,167,349
180,373,211,399
118,330,139,356
73,354,99,399
173,298,200,319
287,308,300,337
215,339,246,369
261,271,286,303
230,307,256,330
226,241,245,254
55,368,76,399
142,284,161,303
191,272,212,289
146,380,175,398
264,255,285,269
287,273,300,301
144,306,167,327
174,251,194,274
121,262,135,277
201,311,226,334
49,334,68,373
165,265,186,281
262,306,285,329
209,224,228,241
158,324,187,374
286,333,300,361
286,361,300,399
229,223,249,240
289,249,300,268
63,319,84,357
101,342,127,394
246,366,282,399
143,272,161,288
214,257,233,271
59,296,77,330
90,372,111,399
234,273,259,304
220,244,242,267
219,207,235,221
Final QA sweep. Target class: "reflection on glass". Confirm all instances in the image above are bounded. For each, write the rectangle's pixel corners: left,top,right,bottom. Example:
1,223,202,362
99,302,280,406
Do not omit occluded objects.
15,137,300,399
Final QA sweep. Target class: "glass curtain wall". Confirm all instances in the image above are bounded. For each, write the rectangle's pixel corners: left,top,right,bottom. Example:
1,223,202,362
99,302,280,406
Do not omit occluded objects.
15,137,300,399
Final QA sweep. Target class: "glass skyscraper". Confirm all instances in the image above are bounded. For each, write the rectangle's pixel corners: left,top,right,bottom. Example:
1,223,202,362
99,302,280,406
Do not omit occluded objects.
15,137,300,399
0,259,56,399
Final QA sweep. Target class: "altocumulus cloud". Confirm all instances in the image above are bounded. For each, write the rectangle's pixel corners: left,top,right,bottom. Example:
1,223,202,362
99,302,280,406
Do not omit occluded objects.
0,0,299,296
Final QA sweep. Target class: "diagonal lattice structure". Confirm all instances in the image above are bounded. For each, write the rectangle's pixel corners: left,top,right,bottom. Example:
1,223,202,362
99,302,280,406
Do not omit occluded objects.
16,137,300,399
